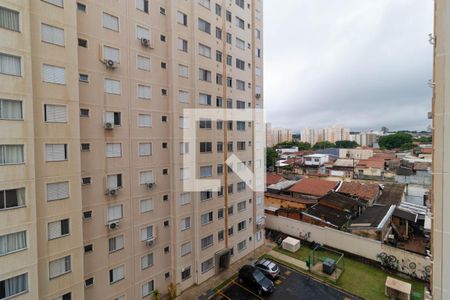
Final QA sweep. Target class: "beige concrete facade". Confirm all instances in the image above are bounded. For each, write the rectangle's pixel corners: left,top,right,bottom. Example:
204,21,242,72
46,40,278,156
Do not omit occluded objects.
0,0,264,299
432,0,450,299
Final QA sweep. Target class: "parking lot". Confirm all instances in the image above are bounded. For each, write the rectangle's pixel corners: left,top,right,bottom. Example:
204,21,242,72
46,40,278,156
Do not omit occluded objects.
214,264,359,300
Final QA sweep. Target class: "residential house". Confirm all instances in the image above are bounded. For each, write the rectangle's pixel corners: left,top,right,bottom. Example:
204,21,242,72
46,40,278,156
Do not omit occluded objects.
349,205,396,241
288,178,340,199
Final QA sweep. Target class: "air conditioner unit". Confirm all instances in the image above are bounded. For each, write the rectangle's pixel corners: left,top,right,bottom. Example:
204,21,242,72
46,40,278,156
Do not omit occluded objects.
146,182,155,189
104,59,117,69
140,38,151,48
146,236,156,246
107,221,119,230
106,188,119,196
104,122,114,129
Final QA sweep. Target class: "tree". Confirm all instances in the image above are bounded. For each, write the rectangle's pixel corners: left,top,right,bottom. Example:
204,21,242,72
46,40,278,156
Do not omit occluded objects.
275,141,311,150
378,132,413,150
335,140,359,149
312,141,336,150
381,126,389,134
266,147,278,168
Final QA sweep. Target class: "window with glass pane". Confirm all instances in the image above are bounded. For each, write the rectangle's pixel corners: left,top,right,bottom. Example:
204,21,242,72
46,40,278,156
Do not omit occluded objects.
45,144,67,161
181,266,191,281
107,204,123,221
103,12,119,31
45,104,67,123
43,64,65,84
138,114,152,127
179,192,191,205
198,43,211,58
142,280,154,297
137,84,152,99
137,55,151,71
0,99,22,120
180,217,190,230
140,198,153,213
41,23,65,46
177,11,187,26
140,225,153,241
0,188,25,210
0,53,21,76
136,25,150,39
0,145,23,165
49,256,71,279
109,235,124,252
48,219,69,240
47,181,69,201
0,6,19,32
201,257,214,273
141,253,154,269
198,18,211,34
198,0,210,9
43,0,64,7
179,90,189,103
139,143,152,156
0,230,26,256
0,273,27,299
200,190,212,201
109,265,124,283
201,235,213,249
200,166,212,177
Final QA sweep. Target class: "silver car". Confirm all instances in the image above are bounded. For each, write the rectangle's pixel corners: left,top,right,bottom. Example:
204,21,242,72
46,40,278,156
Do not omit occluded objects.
253,258,280,280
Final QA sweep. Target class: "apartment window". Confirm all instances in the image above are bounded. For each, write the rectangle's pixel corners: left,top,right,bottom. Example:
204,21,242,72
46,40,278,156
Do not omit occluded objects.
139,171,154,185
106,143,122,158
47,181,69,201
159,6,166,14
0,231,26,256
236,38,245,50
201,235,213,250
256,48,262,58
237,181,247,192
179,116,189,129
181,267,191,281
179,193,191,206
0,144,23,165
103,46,120,63
0,99,21,120
236,100,246,109
216,73,223,85
238,220,246,232
137,55,151,71
107,174,122,190
198,0,211,9
236,0,245,9
198,43,211,58
198,18,211,34
181,242,191,256
81,177,91,186
200,190,212,201
43,0,64,7
218,186,224,197
179,142,189,155
140,198,153,213
45,144,67,162
0,53,20,77
137,84,152,99
178,90,189,103
142,280,154,298
49,256,71,279
77,2,86,12
41,23,65,47
218,230,224,241
256,28,261,40
102,12,119,31
140,225,154,241
77,39,88,50
228,184,234,194
107,204,123,222
177,11,187,26
136,0,149,13
215,27,222,39
200,165,212,178
201,257,214,273
216,51,222,63
199,142,212,153
227,142,234,153
199,93,212,105
109,265,124,284
138,114,152,128
226,10,232,22
237,141,246,151
217,142,223,152
178,64,188,77
162,142,167,148
0,273,28,299
236,17,245,29
236,59,245,70
136,25,150,40
141,253,154,270
217,164,223,175
227,121,233,131
177,37,188,52
178,215,191,231
228,226,234,236
216,120,223,129
161,61,167,69
199,68,211,82
104,79,121,95
80,108,89,118
215,3,222,16
43,64,65,84
180,167,190,180
0,6,19,32
85,277,94,287
109,235,124,252
237,80,245,90
139,143,152,157
255,66,261,77
48,219,69,240
55,293,71,300
162,168,168,175
226,55,232,66
201,211,213,225
238,240,247,252
79,73,89,82
104,111,121,126
226,33,232,44
199,118,212,129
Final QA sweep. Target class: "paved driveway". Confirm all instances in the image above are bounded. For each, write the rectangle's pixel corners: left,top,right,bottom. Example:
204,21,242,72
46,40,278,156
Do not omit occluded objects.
214,264,359,300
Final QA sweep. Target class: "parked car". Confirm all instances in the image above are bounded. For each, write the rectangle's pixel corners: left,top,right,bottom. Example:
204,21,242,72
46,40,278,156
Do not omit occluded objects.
238,265,274,295
253,258,280,280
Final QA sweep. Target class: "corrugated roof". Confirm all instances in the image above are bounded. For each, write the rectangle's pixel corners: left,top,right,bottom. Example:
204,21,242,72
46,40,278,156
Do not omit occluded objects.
288,178,340,197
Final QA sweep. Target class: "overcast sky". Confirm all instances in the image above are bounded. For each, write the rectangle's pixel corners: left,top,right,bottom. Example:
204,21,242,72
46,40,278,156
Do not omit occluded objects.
264,0,433,133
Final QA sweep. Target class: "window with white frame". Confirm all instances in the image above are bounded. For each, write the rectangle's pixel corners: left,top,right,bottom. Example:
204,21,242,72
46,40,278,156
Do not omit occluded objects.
198,18,211,34
139,143,152,156
200,165,212,177
177,11,188,26
0,144,23,165
236,80,245,91
236,16,245,29
0,53,21,76
109,265,124,284
102,12,119,31
237,240,246,252
142,280,154,298
179,192,191,205
137,55,151,71
140,171,154,185
0,99,22,120
200,190,212,201
140,198,153,213
179,116,189,129
43,64,65,84
0,273,27,299
198,0,210,9
141,253,154,269
199,68,211,81
180,167,190,180
109,235,124,252
136,25,150,40
137,84,152,99
106,174,122,189
178,90,189,103
103,46,120,62
237,200,246,211
180,216,191,231
41,23,65,46
107,204,123,222
201,234,213,249
178,64,188,77
200,211,213,225
181,241,191,256
104,111,121,125
179,142,189,155
238,220,246,231
136,0,149,13
49,255,71,279
177,37,188,52
236,37,245,50
105,143,121,158
201,257,214,273
47,181,69,201
140,225,154,241
44,104,67,123
0,6,19,32
43,0,64,7
199,93,211,105
198,43,211,58
138,114,152,128
0,230,26,256
48,219,69,240
104,78,121,95
236,0,244,9
45,144,67,162
0,187,25,210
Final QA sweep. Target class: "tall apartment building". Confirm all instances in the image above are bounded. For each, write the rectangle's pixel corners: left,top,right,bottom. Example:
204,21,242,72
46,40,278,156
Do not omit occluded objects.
265,123,292,146
301,124,350,145
0,0,265,299
432,0,450,299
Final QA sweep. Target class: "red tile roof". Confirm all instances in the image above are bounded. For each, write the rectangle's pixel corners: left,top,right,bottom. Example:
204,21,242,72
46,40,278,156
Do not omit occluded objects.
266,173,284,186
337,182,380,202
420,147,432,154
357,158,384,169
288,178,339,197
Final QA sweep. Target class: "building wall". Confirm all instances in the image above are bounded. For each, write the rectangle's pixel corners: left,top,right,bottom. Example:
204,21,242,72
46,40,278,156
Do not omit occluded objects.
264,194,308,210
432,0,450,298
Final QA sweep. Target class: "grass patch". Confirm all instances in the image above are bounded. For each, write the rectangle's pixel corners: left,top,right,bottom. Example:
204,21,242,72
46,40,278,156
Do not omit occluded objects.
213,274,237,293
273,246,425,300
